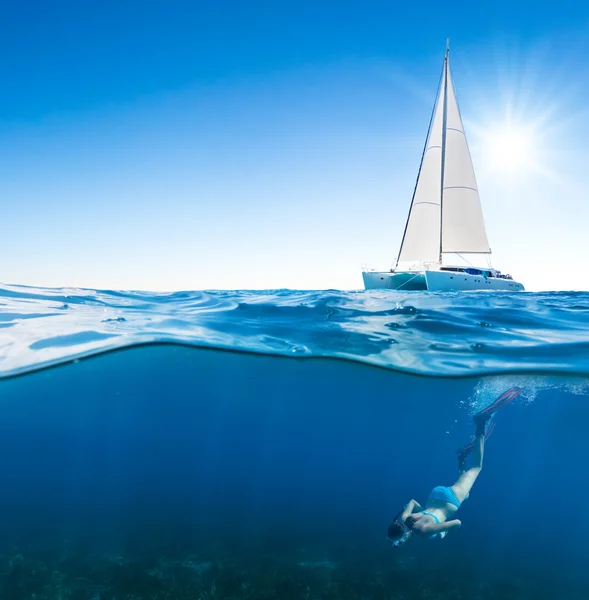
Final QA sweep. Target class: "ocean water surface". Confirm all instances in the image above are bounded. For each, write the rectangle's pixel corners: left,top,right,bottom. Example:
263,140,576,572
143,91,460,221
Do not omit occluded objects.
1,283,589,599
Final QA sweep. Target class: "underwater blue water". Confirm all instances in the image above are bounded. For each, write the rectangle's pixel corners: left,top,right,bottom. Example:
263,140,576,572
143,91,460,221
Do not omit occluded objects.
1,283,589,598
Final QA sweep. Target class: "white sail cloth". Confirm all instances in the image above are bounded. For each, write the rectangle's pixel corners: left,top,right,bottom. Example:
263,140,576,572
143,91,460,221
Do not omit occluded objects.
398,52,490,265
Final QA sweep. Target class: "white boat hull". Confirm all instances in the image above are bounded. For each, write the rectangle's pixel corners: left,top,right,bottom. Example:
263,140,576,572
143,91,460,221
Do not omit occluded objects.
363,269,524,291
362,270,427,290
424,270,524,291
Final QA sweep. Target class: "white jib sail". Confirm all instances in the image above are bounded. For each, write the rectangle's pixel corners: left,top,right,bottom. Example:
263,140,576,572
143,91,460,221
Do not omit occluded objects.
397,69,445,264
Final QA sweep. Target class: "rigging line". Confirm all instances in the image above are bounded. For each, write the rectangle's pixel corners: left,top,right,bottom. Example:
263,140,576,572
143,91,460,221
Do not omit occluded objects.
396,273,422,290
456,253,474,267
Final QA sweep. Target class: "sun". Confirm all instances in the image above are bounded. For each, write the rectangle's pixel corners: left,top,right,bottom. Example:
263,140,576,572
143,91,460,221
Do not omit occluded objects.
485,125,536,173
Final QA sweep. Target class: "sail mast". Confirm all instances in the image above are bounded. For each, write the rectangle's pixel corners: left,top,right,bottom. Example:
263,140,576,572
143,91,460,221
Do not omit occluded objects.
439,39,450,264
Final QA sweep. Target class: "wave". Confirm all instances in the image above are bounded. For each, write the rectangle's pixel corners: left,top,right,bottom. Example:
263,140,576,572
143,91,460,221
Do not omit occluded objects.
2,283,589,378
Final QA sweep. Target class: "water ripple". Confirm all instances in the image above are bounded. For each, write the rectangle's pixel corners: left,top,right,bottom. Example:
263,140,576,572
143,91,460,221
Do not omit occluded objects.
1,284,589,378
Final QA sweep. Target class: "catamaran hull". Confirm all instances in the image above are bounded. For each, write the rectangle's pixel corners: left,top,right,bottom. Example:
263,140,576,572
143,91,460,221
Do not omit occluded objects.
362,271,427,290
363,270,524,291
424,270,524,291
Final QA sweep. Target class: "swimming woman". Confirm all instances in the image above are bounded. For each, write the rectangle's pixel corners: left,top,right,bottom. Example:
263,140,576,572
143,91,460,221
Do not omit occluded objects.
387,387,522,546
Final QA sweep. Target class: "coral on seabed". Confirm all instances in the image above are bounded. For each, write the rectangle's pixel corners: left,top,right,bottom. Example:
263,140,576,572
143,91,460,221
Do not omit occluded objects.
0,546,573,600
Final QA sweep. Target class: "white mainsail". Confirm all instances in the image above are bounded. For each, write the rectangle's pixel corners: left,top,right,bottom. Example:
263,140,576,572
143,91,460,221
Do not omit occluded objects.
442,63,490,254
396,43,490,267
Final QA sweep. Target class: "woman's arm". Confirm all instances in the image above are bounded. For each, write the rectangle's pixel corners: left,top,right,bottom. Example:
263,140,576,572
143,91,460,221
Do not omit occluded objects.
429,519,462,534
400,499,424,522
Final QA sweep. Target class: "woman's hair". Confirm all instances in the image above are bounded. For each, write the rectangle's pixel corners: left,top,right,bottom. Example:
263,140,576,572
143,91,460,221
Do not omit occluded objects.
387,521,406,540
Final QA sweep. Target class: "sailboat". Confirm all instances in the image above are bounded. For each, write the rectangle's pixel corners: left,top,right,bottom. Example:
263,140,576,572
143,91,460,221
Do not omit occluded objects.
362,42,524,292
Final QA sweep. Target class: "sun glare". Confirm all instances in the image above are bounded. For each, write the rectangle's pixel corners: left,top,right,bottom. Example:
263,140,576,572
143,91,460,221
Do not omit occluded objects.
485,126,536,173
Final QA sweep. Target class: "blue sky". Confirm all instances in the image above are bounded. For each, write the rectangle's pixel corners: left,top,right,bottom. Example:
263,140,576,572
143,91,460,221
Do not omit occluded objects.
1,1,588,291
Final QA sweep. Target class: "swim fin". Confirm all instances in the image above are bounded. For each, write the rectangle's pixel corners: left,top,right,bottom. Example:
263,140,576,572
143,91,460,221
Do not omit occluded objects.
473,386,523,435
456,419,495,469
477,387,523,416
457,387,523,469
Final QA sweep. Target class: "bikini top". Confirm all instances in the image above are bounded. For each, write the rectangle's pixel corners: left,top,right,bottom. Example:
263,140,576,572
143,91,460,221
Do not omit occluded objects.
422,511,447,539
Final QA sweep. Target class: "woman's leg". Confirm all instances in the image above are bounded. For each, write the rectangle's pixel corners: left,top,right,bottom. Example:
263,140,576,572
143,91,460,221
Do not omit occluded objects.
456,416,494,478
451,433,484,504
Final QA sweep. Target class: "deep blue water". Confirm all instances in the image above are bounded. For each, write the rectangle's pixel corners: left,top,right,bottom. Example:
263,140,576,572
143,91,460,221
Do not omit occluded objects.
1,284,589,599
